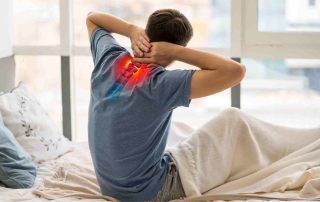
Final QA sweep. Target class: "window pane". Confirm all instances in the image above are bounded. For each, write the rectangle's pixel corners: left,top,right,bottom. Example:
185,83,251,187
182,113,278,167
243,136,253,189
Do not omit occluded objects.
73,56,230,141
242,58,320,128
73,0,230,48
13,0,60,45
15,56,62,132
259,0,320,32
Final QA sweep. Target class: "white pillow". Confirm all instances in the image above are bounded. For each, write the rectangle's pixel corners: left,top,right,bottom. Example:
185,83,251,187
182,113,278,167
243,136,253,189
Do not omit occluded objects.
0,82,71,162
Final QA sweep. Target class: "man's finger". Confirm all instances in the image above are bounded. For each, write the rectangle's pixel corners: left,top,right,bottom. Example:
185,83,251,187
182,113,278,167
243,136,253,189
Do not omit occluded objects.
138,42,149,52
133,50,139,57
143,33,150,42
140,37,151,48
134,46,144,57
132,57,153,64
132,48,140,57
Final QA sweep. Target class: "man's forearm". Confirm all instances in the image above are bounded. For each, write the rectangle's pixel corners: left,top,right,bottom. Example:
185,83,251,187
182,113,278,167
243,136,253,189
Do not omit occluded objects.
171,44,245,99
172,45,243,72
87,11,135,37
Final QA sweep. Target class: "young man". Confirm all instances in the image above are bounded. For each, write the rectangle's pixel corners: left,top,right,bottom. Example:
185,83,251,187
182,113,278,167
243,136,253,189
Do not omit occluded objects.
86,9,245,201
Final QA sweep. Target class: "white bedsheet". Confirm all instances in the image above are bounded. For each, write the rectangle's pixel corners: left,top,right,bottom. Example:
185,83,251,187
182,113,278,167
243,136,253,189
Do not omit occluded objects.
0,143,105,202
0,119,319,202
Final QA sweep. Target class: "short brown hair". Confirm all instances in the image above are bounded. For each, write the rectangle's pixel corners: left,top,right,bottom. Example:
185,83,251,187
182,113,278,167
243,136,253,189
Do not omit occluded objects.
145,9,193,46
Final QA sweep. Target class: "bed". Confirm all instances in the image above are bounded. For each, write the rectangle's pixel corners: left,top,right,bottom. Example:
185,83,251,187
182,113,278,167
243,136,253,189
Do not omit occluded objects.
0,142,120,202
1,83,319,201
1,140,319,202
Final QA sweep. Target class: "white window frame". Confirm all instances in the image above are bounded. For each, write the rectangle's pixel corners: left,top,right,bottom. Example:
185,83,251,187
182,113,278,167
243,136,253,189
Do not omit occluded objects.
241,0,320,59
12,0,320,58
11,0,320,140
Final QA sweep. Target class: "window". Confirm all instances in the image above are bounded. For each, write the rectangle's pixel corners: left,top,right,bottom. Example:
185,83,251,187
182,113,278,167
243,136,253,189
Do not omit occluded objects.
242,58,320,127
73,0,231,48
15,56,62,131
259,0,320,32
13,0,60,45
11,0,320,141
243,0,320,58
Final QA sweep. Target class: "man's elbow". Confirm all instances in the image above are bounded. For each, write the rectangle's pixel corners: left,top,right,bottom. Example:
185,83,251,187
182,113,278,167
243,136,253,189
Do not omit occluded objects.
86,11,96,23
86,12,92,24
238,64,246,80
87,11,95,18
231,64,246,83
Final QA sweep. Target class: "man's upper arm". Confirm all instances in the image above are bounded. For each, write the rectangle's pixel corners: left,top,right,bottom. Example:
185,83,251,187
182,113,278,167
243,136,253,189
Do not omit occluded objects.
189,67,245,99
86,14,98,38
88,24,127,66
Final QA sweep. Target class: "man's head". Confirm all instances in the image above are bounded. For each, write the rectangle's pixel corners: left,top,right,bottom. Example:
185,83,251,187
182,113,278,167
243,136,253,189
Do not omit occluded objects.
145,9,193,47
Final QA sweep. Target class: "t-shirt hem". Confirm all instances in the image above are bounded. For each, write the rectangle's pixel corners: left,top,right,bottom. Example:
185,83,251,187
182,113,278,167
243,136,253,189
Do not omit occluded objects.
146,161,170,200
102,163,169,201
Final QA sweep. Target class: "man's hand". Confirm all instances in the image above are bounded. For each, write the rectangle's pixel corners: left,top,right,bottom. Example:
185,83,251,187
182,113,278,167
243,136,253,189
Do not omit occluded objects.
132,42,179,67
129,25,151,57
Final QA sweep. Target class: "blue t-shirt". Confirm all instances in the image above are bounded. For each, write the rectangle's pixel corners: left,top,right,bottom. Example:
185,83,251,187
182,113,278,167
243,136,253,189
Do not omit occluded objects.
88,27,195,201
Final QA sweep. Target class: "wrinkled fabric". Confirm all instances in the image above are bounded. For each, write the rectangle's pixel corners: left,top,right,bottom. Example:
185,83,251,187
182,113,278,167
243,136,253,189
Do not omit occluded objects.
167,107,320,201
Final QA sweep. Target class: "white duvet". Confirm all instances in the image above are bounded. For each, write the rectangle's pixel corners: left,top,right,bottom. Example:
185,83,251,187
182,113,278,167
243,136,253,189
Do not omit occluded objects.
0,115,319,202
167,109,320,201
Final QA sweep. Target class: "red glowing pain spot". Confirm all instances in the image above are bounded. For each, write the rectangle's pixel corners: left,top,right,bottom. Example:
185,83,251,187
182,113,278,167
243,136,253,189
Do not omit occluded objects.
113,53,149,88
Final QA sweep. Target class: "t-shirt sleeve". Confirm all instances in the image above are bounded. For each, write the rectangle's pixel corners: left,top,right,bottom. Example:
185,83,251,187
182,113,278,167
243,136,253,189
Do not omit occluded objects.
154,69,196,112
90,27,127,66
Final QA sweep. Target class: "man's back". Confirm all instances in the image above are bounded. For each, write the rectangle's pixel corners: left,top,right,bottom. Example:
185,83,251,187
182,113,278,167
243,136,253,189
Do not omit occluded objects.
88,27,195,201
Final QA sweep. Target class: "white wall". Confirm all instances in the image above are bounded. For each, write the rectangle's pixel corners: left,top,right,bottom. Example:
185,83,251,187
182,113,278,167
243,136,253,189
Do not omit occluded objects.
0,0,14,92
0,0,13,58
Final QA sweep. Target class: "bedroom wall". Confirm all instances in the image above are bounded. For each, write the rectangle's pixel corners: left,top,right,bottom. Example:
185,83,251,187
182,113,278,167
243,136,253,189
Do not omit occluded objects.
0,0,14,92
